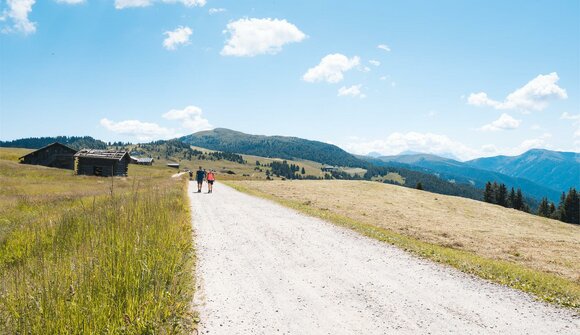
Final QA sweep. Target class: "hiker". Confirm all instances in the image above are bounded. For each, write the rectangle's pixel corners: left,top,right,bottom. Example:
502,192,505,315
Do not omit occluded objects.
207,169,216,193
196,166,205,193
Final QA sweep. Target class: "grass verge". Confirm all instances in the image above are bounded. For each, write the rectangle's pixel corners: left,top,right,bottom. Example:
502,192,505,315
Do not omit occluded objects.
0,161,195,333
225,181,580,311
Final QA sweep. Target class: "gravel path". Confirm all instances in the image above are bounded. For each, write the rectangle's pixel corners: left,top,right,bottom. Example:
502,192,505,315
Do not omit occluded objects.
190,182,578,335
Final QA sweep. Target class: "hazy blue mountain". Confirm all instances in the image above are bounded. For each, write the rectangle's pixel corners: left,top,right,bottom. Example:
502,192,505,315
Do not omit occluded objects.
179,128,366,168
374,153,561,201
466,149,579,192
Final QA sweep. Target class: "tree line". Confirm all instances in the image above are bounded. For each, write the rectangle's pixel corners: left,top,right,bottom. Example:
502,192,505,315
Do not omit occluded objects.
484,181,578,225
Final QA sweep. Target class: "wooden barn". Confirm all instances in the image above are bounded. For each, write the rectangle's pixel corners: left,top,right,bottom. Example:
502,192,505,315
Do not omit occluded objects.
130,156,154,166
74,149,130,177
19,142,77,170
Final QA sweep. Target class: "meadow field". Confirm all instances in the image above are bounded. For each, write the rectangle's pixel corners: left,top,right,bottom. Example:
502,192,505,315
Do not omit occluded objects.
227,180,580,309
0,148,195,334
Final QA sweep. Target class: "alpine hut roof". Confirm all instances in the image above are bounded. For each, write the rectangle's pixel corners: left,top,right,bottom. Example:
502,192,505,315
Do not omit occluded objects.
74,149,129,160
19,142,77,160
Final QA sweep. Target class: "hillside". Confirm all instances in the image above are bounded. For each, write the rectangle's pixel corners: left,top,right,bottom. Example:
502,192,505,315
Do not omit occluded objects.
467,149,580,192
372,153,562,202
179,128,366,168
0,136,108,150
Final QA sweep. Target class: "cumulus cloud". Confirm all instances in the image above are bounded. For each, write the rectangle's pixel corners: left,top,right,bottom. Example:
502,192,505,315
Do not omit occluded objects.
369,60,380,66
163,26,192,50
377,44,391,52
115,0,206,9
467,72,567,111
162,105,212,132
480,113,521,131
209,7,226,14
2,0,36,34
221,18,306,57
343,132,480,161
338,85,366,98
343,132,557,161
100,118,176,141
55,0,85,4
100,105,212,141
303,54,360,83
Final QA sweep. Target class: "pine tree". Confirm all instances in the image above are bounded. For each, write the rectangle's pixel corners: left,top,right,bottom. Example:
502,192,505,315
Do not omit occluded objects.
514,188,524,210
508,187,516,208
301,167,306,175
537,197,550,217
563,188,579,224
496,183,508,207
484,182,494,203
557,192,567,222
416,182,423,190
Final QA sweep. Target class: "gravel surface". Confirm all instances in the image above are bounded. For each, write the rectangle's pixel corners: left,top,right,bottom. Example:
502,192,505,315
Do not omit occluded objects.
190,182,579,335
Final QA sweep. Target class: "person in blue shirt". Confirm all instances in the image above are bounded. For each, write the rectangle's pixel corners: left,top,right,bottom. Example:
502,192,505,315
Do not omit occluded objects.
195,166,206,193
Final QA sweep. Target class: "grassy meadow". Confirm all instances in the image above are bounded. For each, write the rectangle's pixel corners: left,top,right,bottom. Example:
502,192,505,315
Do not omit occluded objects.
226,180,580,309
0,148,196,334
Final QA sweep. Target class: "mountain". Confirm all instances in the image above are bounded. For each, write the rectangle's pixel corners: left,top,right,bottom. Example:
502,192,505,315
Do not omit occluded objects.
0,136,108,150
372,153,561,202
179,128,366,167
466,149,580,193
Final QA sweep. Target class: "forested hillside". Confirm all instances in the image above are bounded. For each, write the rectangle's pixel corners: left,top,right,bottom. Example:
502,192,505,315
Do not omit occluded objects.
0,136,107,150
179,128,365,168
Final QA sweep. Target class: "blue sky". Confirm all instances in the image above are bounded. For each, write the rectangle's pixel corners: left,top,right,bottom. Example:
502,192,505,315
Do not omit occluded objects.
1,0,578,160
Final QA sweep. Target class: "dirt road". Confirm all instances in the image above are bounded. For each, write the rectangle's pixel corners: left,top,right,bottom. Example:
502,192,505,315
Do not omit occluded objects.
190,182,578,334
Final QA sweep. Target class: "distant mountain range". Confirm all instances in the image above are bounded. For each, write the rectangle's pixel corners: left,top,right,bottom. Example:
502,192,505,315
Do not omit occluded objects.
180,128,366,168
466,149,579,193
372,150,578,201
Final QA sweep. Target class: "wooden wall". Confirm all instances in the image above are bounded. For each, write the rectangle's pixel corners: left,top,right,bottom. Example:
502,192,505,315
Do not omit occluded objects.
76,156,129,177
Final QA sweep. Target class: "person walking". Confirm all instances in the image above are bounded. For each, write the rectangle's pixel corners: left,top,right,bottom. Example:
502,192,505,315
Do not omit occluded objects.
207,169,216,193
195,166,205,193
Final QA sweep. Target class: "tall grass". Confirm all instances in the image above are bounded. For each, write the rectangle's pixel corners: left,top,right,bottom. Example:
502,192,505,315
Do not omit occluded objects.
0,161,195,333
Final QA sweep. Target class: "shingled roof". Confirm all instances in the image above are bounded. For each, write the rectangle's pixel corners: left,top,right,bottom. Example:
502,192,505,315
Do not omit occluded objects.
74,149,129,161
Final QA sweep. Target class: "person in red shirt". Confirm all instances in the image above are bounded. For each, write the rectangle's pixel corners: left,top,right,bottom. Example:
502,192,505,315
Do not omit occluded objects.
206,169,216,193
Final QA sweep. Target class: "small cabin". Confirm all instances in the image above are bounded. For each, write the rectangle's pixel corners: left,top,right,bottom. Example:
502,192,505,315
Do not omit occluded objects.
321,165,339,172
19,142,77,170
130,156,154,166
74,149,130,177
167,163,180,169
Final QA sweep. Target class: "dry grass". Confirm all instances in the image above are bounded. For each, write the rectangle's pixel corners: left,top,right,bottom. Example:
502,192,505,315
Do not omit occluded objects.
226,180,580,308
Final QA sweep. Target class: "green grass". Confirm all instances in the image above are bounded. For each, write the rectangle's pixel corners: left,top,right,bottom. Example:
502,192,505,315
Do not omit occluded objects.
225,181,580,311
0,150,196,334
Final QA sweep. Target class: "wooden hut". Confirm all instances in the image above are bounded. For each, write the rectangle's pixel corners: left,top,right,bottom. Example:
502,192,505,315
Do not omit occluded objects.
130,157,154,166
74,149,130,177
19,142,77,170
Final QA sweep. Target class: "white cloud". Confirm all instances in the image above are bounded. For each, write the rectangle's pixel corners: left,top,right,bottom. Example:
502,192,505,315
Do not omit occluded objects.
467,72,567,111
369,60,380,66
115,0,206,9
209,7,226,14
115,0,151,8
302,54,360,83
220,18,306,57
377,44,391,52
162,105,212,132
343,132,557,161
55,0,85,4
2,0,36,34
101,105,212,141
338,85,366,99
343,132,480,161
379,76,387,81
480,113,521,131
163,26,192,50
100,118,176,141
